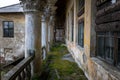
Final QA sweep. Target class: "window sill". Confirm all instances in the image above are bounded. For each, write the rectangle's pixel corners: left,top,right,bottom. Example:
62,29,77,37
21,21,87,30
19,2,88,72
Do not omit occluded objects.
77,7,84,17
97,56,114,65
76,44,84,51
3,37,14,38
91,57,120,79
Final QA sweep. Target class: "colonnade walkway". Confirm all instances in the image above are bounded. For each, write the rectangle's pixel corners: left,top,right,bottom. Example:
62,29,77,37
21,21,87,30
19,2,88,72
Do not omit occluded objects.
33,43,88,80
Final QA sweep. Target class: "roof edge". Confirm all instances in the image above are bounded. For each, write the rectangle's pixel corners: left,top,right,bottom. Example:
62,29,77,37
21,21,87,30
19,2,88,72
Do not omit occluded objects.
0,3,20,9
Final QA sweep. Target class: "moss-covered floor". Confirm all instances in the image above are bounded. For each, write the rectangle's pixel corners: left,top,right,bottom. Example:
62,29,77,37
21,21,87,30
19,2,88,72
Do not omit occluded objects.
33,43,88,80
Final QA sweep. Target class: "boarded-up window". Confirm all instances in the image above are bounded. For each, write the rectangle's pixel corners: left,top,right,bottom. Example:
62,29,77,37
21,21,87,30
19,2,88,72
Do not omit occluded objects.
4,48,13,54
56,29,64,42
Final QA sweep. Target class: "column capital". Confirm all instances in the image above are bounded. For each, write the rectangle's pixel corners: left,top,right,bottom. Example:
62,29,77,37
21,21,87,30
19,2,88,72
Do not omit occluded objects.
47,0,57,6
50,7,57,16
41,15,46,22
43,0,57,15
19,0,47,12
42,7,51,21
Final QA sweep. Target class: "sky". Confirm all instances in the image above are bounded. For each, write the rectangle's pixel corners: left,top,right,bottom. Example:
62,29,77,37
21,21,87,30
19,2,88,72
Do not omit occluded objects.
0,0,20,8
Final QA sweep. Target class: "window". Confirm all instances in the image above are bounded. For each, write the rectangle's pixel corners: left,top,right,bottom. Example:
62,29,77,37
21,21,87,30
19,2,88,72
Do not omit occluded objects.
68,12,71,40
71,7,74,41
78,0,84,17
97,32,120,67
4,48,13,53
67,14,69,40
78,21,84,47
97,32,105,58
105,32,114,62
77,0,84,47
3,21,14,37
78,0,84,10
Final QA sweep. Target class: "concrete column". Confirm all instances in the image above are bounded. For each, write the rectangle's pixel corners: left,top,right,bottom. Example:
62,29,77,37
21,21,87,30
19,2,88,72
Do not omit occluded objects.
50,23,54,45
41,15,47,47
41,15,47,60
25,11,42,76
74,0,77,44
46,19,49,52
50,21,55,45
48,25,51,43
48,21,51,52
47,17,53,52
84,0,96,57
20,0,48,76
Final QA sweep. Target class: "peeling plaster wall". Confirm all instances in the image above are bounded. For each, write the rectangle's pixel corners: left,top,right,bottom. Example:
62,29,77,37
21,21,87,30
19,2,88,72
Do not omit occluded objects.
0,13,25,61
65,0,120,80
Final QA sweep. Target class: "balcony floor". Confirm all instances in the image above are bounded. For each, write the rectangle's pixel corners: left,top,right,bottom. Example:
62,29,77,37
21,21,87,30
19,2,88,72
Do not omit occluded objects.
33,43,87,80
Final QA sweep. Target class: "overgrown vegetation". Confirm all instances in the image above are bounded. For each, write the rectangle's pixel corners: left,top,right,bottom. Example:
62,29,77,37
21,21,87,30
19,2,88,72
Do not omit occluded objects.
33,43,87,80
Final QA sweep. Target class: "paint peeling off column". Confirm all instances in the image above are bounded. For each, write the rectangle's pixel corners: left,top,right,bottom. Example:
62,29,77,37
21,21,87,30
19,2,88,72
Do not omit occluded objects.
41,15,47,47
20,0,47,76
25,11,42,76
41,15,47,60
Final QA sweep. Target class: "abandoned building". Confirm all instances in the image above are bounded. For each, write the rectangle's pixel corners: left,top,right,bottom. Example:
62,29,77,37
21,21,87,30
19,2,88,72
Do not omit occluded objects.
0,4,25,62
0,0,120,80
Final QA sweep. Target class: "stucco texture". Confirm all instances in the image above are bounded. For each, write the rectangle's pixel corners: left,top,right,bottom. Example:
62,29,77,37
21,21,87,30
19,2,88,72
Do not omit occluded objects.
0,13,25,61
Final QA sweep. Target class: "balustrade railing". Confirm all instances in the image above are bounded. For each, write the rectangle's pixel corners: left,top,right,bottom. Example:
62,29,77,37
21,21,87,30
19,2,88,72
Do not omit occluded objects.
2,53,34,80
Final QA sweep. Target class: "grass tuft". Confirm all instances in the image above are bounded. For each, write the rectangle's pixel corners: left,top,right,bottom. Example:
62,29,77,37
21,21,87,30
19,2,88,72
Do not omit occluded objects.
33,43,87,80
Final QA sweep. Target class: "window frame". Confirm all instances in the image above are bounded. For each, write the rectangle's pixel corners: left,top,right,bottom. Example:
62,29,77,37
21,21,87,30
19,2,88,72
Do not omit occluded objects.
77,0,85,17
77,0,85,48
3,21,14,38
71,6,74,42
78,20,84,48
67,13,69,40
96,31,120,68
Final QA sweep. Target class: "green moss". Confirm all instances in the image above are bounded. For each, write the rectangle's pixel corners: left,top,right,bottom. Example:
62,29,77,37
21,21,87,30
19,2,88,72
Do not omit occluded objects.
32,75,40,80
1,65,14,77
47,43,87,80
33,43,87,80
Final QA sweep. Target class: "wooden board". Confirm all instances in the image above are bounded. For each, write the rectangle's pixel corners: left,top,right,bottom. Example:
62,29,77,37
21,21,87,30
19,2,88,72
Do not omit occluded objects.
96,11,120,24
95,21,120,31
